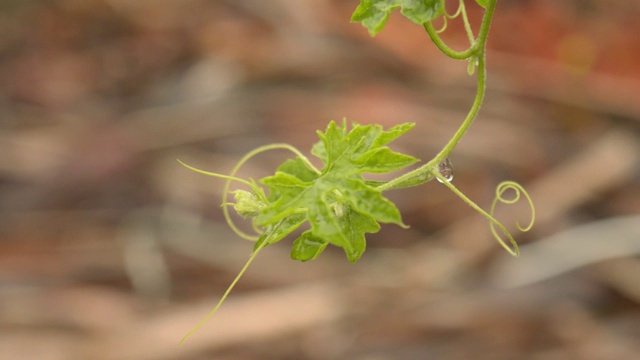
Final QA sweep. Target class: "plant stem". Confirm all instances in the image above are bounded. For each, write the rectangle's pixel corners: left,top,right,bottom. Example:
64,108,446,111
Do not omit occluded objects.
424,21,476,59
377,0,497,192
179,221,277,345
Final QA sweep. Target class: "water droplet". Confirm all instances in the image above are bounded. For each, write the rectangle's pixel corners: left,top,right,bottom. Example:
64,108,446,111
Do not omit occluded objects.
436,158,454,183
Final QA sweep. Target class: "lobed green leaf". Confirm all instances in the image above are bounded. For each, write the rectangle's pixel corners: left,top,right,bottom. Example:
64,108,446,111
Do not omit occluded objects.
336,208,380,262
475,0,489,9
254,214,307,250
277,157,319,182
372,122,415,148
339,178,405,226
291,231,328,261
354,147,418,173
351,0,445,36
258,120,416,262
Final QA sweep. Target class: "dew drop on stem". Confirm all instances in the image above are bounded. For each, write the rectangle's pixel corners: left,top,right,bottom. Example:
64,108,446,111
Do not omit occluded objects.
437,158,454,183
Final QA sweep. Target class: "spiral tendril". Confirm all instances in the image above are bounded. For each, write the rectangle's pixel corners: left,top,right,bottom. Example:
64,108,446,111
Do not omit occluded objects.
490,180,535,233
432,170,534,257
221,144,319,241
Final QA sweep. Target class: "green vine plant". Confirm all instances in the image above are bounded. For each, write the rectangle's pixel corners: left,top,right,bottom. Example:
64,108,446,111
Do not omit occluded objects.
178,0,535,345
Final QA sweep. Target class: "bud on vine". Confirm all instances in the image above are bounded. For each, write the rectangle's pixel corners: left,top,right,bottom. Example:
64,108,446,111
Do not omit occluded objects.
332,202,345,217
232,190,266,218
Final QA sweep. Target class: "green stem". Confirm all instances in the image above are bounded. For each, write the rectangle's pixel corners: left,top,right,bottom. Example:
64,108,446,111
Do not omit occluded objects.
424,21,476,59
427,0,476,55
179,222,275,345
378,0,497,192
377,54,485,191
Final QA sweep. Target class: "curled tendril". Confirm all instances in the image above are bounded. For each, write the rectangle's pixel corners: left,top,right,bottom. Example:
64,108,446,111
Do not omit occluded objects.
179,144,320,242
222,143,319,241
459,0,475,44
435,16,448,33
431,171,534,257
436,0,466,34
444,0,464,19
490,180,535,233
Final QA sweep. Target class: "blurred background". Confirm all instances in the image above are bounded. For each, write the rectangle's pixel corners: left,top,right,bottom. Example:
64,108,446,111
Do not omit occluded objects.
1,1,639,359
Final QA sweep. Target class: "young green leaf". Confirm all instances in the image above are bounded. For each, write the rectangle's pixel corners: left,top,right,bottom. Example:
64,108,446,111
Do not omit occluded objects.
335,207,381,262
372,122,415,148
354,147,418,173
339,178,405,226
277,157,319,182
253,214,306,251
475,0,489,9
291,231,328,261
351,0,445,36
312,121,418,174
257,121,416,262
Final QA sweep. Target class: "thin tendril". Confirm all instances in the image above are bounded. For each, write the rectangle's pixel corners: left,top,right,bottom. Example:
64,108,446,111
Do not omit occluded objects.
435,0,463,33
432,170,520,257
490,181,535,232
179,233,270,345
177,159,254,188
222,144,321,241
436,16,448,33
459,0,476,43
446,0,464,19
